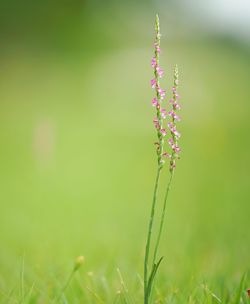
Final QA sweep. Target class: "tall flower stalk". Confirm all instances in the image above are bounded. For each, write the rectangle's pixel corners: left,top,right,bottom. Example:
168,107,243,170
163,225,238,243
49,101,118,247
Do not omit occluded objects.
144,15,182,304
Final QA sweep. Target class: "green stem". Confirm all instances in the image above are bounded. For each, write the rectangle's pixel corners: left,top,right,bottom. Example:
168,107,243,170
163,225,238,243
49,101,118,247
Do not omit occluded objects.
144,166,162,304
54,269,75,303
152,171,174,266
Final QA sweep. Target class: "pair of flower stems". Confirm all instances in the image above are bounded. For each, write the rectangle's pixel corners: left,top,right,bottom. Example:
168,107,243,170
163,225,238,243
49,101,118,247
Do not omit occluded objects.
144,168,173,304
143,14,181,304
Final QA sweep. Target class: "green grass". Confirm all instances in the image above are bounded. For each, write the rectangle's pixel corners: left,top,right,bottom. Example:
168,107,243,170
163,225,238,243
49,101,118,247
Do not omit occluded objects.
0,30,250,303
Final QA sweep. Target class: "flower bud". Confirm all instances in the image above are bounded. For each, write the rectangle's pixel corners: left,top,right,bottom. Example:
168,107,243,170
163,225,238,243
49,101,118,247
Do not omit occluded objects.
74,255,84,271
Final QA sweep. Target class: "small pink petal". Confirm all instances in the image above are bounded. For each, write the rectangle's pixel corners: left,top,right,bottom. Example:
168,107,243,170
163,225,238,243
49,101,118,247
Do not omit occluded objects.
173,102,181,110
160,108,167,119
156,66,164,78
151,98,158,107
168,122,174,129
173,146,181,153
163,152,172,159
151,79,157,88
173,129,181,138
151,57,157,68
158,87,166,99
154,43,161,53
160,128,167,136
168,111,181,121
168,138,174,146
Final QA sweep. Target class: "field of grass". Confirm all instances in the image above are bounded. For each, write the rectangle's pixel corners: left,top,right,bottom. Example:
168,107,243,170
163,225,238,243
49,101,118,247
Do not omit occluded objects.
0,6,250,303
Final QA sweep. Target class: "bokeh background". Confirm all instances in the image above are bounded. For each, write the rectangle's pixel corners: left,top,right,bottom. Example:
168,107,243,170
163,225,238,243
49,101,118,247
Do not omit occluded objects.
0,0,250,301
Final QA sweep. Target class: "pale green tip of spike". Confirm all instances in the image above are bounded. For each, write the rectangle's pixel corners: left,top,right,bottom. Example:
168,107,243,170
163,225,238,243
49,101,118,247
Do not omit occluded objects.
155,14,160,32
174,64,179,77
156,14,159,24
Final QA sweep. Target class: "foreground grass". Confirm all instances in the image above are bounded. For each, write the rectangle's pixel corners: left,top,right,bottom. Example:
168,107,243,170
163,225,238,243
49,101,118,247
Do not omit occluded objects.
0,258,249,303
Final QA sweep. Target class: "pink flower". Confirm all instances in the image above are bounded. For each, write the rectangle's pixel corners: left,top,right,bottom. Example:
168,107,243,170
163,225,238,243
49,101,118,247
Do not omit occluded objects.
154,43,161,53
156,66,164,78
168,121,181,138
168,110,181,121
173,129,181,138
168,122,174,129
173,102,181,110
151,57,157,68
170,98,180,108
157,87,166,99
151,79,157,88
160,128,167,136
168,138,181,153
173,146,181,153
153,118,160,129
160,108,167,119
151,98,158,107
163,152,172,159
168,138,174,148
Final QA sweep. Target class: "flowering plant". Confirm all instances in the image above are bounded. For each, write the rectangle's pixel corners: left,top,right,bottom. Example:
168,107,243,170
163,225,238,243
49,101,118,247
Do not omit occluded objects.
144,14,182,304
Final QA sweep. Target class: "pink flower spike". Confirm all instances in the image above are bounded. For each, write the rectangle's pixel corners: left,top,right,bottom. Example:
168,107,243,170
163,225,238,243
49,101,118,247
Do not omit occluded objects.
160,128,167,136
151,98,158,107
156,66,164,78
172,86,177,92
151,57,157,68
175,94,180,99
151,79,157,88
169,99,174,104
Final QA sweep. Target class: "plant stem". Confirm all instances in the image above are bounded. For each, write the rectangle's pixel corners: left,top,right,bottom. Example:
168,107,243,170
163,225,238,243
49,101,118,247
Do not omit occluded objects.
144,166,162,304
152,171,174,266
54,269,75,303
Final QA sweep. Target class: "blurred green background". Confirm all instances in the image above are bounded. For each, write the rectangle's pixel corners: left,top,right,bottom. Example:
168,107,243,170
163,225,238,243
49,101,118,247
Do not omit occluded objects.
0,0,249,302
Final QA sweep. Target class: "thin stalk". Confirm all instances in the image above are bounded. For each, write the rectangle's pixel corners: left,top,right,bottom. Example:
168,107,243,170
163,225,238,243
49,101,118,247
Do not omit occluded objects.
152,171,174,266
144,166,162,304
54,270,75,303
